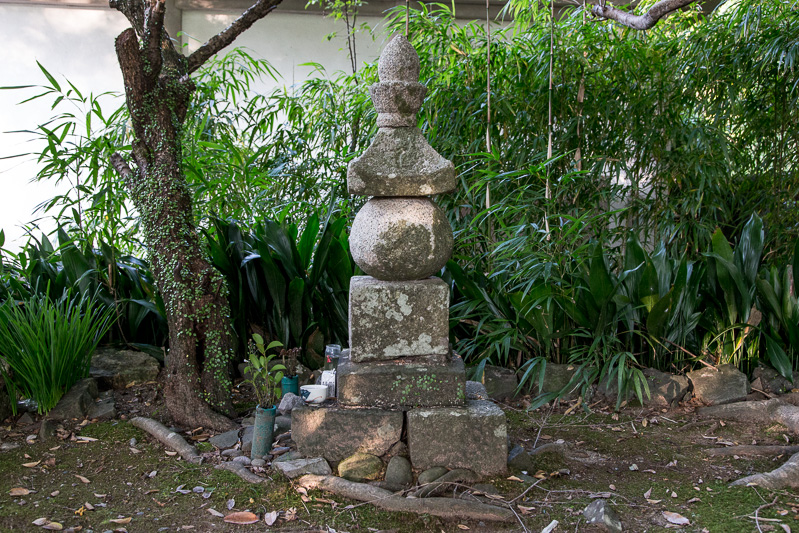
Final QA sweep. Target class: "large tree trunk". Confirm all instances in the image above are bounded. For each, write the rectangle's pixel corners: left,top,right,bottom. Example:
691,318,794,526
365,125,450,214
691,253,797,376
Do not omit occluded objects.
109,0,283,431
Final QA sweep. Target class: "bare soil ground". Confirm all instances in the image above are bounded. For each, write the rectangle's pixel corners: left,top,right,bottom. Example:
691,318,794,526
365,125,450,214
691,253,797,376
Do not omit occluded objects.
1,381,798,532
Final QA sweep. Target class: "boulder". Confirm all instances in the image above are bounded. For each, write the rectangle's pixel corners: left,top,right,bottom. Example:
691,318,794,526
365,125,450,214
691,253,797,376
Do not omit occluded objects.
90,348,159,389
48,378,98,420
338,452,383,482
641,368,689,407
751,365,797,394
481,365,518,401
532,363,579,401
688,364,750,405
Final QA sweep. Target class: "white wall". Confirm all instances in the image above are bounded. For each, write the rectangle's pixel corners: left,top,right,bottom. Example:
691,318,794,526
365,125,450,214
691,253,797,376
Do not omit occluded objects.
0,4,385,252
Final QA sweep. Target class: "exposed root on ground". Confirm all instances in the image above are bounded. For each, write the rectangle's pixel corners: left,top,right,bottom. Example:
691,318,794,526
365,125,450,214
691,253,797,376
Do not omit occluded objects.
130,417,201,464
703,445,799,457
216,461,266,483
297,474,516,523
698,399,799,489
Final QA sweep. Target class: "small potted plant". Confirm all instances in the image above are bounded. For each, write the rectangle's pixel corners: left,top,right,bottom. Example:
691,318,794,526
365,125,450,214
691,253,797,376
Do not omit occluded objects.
280,347,301,397
242,334,285,460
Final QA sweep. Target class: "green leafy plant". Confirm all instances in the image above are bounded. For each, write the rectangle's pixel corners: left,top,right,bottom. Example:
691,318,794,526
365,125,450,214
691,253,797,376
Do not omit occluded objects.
242,334,286,408
0,289,113,415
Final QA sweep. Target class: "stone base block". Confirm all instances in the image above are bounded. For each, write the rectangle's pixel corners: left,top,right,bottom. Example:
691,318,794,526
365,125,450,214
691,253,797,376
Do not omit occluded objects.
292,407,403,462
337,351,465,409
407,400,507,476
349,276,449,362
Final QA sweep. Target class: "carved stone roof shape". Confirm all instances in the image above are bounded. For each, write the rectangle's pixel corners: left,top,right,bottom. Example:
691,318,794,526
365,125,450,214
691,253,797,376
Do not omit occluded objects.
347,34,455,197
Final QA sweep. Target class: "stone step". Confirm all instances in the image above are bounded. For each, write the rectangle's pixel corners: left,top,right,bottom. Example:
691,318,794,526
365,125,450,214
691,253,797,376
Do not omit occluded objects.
337,351,466,409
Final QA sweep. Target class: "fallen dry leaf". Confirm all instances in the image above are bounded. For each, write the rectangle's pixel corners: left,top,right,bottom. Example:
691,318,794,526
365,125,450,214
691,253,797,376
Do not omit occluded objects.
207,509,224,518
10,487,31,496
223,511,259,525
284,508,297,521
41,522,63,530
647,499,663,504
506,476,523,482
165,451,177,456
264,511,278,526
22,461,41,468
50,491,60,497
84,502,95,511
93,493,106,498
109,517,132,524
644,488,652,499
32,518,50,526
687,498,701,504
518,505,535,515
74,475,90,484
129,448,141,454
457,525,470,530
663,511,690,525
75,436,98,443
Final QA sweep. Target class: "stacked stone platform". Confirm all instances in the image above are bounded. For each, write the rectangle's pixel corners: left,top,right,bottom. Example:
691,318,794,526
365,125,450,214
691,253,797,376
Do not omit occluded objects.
292,34,507,477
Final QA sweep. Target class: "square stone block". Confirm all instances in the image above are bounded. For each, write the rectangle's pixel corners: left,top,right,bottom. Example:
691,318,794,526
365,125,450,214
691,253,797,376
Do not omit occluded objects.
349,276,449,362
292,406,403,462
337,350,466,409
407,400,508,476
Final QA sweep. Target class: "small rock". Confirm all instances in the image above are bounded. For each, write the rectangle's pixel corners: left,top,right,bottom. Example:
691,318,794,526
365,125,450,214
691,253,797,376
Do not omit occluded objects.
0,442,20,452
338,452,383,482
231,456,251,465
273,457,332,479
48,378,99,420
251,459,266,467
221,449,243,458
271,446,290,456
583,499,623,532
129,438,137,447
192,486,204,493
418,466,448,485
465,380,489,400
274,450,304,463
275,415,291,433
507,444,534,471
87,399,116,420
39,419,58,441
210,429,240,450
387,440,408,458
17,412,34,426
415,468,478,497
278,393,304,416
384,456,413,489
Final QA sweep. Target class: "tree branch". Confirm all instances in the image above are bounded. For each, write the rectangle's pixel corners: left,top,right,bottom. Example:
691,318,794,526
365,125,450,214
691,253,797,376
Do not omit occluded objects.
186,0,283,74
591,0,699,30
143,0,166,86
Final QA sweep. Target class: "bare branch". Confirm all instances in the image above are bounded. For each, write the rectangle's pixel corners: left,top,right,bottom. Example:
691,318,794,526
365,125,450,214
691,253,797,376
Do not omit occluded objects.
591,0,699,30
187,0,283,74
110,152,136,189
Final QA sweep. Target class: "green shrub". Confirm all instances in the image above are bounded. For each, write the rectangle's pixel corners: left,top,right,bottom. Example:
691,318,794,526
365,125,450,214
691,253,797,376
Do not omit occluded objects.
0,290,113,415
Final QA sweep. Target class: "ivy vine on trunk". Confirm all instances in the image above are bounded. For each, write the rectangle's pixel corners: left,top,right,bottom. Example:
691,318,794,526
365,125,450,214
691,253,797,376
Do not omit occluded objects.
108,0,283,431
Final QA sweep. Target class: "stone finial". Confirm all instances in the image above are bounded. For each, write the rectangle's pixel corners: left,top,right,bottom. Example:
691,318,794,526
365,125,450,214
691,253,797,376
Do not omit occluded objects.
377,34,420,82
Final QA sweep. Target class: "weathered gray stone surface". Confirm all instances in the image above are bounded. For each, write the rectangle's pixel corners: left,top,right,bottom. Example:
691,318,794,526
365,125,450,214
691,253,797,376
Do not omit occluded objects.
377,34,420,83
278,393,303,415
751,365,798,394
274,450,304,463
384,455,413,489
275,415,291,433
407,400,508,476
688,364,750,405
507,444,535,472
583,499,623,532
338,452,384,482
418,466,448,485
642,368,689,406
482,365,519,401
465,380,489,400
48,378,98,420
274,457,332,479
371,84,426,127
39,419,58,441
210,429,240,450
350,199,453,281
90,348,159,389
348,129,455,196
348,277,450,362
533,363,579,400
292,407,403,462
87,397,116,420
337,352,466,409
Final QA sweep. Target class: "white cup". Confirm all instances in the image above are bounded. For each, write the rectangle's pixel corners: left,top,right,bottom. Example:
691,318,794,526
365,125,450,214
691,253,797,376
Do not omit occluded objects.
300,385,327,404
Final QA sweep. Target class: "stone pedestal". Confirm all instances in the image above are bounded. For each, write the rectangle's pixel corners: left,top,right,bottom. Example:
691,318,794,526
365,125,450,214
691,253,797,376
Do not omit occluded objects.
349,276,450,362
407,400,508,476
337,350,465,409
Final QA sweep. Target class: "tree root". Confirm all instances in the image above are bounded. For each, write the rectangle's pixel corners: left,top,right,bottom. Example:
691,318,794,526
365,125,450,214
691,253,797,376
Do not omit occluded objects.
698,399,799,489
703,445,799,457
297,474,515,523
130,417,201,464
216,462,266,483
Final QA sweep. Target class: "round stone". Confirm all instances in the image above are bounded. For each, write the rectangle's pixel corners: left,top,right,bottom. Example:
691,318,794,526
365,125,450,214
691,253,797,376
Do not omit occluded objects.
350,197,453,281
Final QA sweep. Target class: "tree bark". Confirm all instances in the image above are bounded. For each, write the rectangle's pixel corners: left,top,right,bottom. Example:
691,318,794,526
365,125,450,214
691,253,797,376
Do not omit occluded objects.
110,0,282,431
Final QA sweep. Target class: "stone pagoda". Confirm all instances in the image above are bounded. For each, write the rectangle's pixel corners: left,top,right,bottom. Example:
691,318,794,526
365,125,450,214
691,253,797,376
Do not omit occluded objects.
292,35,507,477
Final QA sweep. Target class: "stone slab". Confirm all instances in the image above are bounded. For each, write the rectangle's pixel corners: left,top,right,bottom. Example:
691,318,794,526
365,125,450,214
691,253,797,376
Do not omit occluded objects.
407,400,507,476
687,364,750,405
291,406,403,462
273,457,332,479
337,351,466,409
347,128,455,197
349,276,449,362
90,348,159,389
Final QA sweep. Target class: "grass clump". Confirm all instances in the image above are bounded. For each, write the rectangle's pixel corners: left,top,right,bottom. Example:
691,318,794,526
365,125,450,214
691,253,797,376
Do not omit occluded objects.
0,290,112,414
